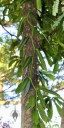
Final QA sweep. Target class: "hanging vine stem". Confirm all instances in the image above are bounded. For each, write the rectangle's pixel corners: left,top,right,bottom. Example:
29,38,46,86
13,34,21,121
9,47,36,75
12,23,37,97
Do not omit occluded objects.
27,19,34,28
29,77,36,91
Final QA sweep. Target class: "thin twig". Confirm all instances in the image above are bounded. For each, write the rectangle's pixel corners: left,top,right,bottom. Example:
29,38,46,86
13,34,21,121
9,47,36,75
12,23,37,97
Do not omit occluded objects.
0,22,20,42
0,86,12,94
55,87,64,92
0,23,16,37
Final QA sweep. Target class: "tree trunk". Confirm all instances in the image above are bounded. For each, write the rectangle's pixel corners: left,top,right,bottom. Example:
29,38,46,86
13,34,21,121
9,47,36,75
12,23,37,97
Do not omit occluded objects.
21,88,35,128
61,103,64,128
21,1,39,128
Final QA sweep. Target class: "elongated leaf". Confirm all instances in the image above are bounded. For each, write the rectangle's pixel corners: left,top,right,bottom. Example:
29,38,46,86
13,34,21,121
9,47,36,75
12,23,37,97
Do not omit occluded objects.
38,71,48,85
9,40,19,51
26,96,35,110
9,59,17,67
44,73,55,80
39,86,63,100
10,55,19,60
38,104,48,122
32,110,39,125
40,122,45,128
16,77,29,93
63,21,64,31
23,56,32,69
0,0,9,5
29,96,35,108
18,37,29,50
52,13,64,30
0,37,3,42
52,0,59,16
40,70,55,80
45,97,51,106
17,17,25,36
24,80,30,96
58,41,64,48
54,97,63,106
17,65,22,77
32,125,38,128
37,90,45,108
47,100,53,120
54,101,62,116
20,49,24,58
46,53,53,66
53,61,59,74
36,49,47,70
36,0,42,12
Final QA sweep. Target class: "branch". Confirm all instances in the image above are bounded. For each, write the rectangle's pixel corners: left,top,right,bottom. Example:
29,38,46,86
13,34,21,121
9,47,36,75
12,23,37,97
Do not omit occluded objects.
0,22,20,42
3,95,21,105
55,87,64,92
0,86,11,94
0,100,21,105
0,23,16,37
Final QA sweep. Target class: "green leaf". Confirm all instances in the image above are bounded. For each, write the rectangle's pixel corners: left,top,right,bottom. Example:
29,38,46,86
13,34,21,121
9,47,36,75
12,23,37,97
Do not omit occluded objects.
62,21,64,31
9,59,17,67
24,80,30,96
39,86,63,100
36,49,47,70
47,100,53,120
10,55,19,60
26,95,35,109
23,56,32,69
0,37,3,42
45,97,50,105
58,41,64,48
54,101,62,116
18,37,29,50
28,96,35,108
32,125,38,128
36,0,42,12
45,73,55,80
16,77,29,93
32,110,39,125
9,40,19,51
38,104,48,122
51,13,64,30
20,49,24,58
54,97,63,106
37,90,45,108
17,65,22,77
17,17,25,36
46,53,53,66
0,0,8,5
40,70,55,80
52,0,59,16
9,56,19,67
40,122,45,128
53,61,59,74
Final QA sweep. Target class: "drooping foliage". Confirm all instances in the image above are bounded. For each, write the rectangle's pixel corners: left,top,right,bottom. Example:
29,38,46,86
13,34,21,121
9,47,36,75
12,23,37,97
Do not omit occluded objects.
0,0,64,127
